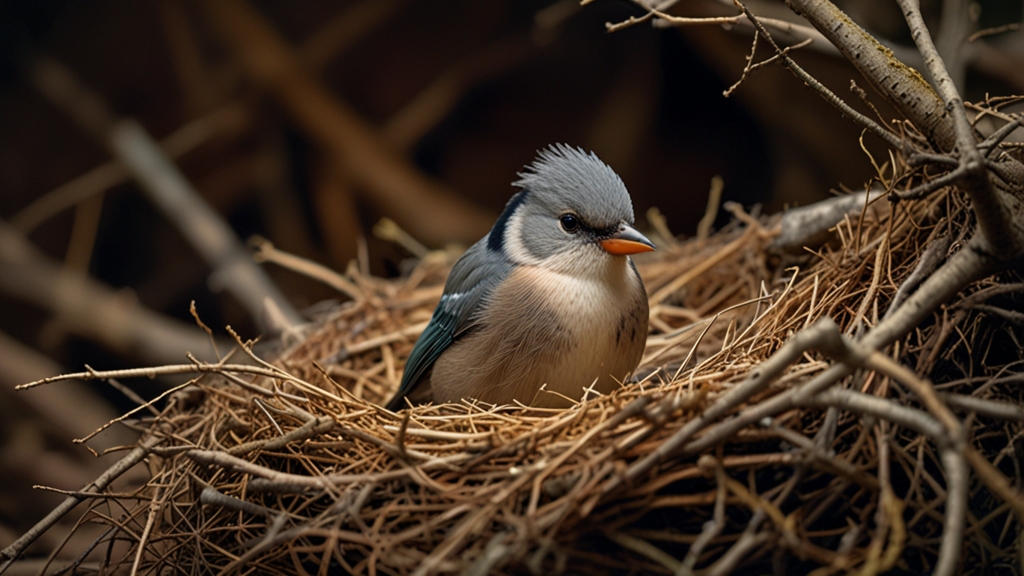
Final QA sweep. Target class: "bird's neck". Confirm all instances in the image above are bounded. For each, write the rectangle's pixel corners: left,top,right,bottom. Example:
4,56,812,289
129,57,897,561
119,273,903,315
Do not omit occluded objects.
539,247,631,284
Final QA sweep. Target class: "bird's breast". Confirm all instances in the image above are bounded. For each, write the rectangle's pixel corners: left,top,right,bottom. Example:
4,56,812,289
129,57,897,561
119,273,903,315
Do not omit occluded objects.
517,266,634,337
430,261,649,407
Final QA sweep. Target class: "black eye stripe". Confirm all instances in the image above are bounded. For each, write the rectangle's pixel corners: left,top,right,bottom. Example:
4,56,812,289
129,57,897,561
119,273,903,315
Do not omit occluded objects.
558,213,620,239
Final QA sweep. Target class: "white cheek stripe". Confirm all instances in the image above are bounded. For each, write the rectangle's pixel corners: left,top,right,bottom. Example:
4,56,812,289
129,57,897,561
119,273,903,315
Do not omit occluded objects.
503,210,543,266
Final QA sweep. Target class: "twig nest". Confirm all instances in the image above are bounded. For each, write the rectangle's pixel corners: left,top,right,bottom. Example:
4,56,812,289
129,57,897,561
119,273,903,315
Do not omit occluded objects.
22,196,1024,574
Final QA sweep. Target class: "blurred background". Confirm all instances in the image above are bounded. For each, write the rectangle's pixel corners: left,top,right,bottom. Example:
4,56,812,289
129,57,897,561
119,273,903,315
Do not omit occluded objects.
2,0,1022,561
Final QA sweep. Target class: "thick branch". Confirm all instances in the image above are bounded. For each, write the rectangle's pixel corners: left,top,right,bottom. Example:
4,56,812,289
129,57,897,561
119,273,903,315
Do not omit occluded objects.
784,0,952,147
771,189,884,252
870,238,995,348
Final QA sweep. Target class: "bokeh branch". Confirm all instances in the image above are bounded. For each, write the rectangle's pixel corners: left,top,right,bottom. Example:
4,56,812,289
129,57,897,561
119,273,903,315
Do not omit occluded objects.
199,0,496,247
30,56,303,331
0,220,224,365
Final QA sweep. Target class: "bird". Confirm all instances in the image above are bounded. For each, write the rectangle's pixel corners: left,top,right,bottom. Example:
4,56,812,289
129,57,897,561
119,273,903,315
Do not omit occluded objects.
385,144,654,411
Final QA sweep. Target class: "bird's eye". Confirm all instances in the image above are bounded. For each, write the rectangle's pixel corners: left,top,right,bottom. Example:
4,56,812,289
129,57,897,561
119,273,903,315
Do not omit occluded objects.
559,213,579,233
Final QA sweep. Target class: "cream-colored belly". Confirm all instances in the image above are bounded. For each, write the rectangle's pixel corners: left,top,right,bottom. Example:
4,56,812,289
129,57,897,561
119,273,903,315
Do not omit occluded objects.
431,264,647,408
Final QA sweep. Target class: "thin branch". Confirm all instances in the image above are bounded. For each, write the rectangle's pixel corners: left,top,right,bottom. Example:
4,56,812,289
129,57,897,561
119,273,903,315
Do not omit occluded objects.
250,236,363,301
895,0,1016,256
942,394,1024,421
978,116,1023,156
886,233,952,315
906,151,960,168
890,165,967,201
0,434,164,568
933,0,974,92
865,238,996,349
971,304,1024,325
803,388,944,439
17,361,293,391
605,10,658,33
735,1,904,151
725,34,814,100
936,446,968,576
967,23,1021,43
676,460,728,575
198,486,276,517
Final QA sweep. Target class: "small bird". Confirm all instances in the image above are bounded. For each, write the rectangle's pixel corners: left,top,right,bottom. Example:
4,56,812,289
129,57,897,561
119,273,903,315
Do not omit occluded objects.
385,144,654,411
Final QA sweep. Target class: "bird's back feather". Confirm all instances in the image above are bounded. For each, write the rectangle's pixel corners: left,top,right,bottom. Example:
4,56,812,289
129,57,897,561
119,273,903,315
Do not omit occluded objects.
384,239,513,410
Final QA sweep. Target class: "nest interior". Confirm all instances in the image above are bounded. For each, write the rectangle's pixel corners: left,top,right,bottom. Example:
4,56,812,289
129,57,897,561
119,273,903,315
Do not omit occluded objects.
12,188,1024,575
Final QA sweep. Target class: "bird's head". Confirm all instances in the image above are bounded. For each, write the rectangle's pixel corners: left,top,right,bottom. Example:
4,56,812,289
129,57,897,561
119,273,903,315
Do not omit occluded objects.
488,144,655,275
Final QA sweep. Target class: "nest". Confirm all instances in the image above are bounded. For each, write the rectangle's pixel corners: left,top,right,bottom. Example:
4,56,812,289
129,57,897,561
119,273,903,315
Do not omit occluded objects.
14,192,1024,575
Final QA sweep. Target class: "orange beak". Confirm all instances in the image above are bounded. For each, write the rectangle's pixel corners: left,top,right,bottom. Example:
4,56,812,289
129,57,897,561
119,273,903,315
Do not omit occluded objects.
600,223,656,255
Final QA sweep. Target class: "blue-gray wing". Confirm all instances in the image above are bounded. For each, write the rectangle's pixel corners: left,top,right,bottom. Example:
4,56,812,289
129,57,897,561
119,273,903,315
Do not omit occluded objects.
385,242,510,410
